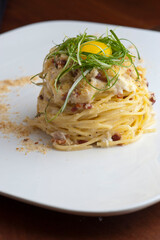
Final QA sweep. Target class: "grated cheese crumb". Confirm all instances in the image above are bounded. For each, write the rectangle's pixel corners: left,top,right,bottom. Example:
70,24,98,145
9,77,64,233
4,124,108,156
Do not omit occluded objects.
0,76,50,154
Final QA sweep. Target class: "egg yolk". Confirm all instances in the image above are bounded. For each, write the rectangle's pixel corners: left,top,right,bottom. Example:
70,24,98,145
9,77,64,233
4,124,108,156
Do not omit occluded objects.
80,41,112,57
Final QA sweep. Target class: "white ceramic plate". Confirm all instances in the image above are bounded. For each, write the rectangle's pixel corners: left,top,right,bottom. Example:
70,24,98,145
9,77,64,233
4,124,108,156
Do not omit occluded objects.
0,21,160,216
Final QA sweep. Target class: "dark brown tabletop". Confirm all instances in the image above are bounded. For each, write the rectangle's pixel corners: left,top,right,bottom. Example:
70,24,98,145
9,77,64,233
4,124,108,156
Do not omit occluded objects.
0,0,160,239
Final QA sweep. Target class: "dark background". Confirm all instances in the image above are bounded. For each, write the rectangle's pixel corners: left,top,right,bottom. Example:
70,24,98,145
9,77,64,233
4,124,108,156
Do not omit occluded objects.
1,0,160,33
0,0,160,239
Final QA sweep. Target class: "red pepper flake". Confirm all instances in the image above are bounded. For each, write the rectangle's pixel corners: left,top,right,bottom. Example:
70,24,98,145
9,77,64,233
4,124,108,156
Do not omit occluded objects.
35,142,39,145
149,93,156,105
112,133,121,141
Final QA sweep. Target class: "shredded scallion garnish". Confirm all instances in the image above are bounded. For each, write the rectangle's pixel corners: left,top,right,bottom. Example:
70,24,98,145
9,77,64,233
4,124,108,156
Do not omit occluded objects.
31,29,140,121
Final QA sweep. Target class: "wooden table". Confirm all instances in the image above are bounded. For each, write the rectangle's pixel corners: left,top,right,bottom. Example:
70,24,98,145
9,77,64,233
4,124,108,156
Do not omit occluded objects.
1,0,160,33
0,0,160,239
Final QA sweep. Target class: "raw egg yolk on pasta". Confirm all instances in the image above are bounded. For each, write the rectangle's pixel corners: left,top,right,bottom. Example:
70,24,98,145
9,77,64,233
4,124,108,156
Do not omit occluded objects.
81,41,112,57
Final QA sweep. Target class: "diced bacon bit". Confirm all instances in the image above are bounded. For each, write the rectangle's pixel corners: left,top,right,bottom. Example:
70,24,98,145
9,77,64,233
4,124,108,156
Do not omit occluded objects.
118,143,123,146
112,133,121,141
57,139,66,145
51,139,66,145
23,138,29,142
55,62,58,68
149,93,156,105
61,92,68,101
117,93,123,98
51,131,67,145
95,71,108,82
71,103,82,112
144,78,149,87
35,112,42,118
77,140,87,144
66,134,70,139
127,68,132,76
71,104,81,112
71,69,79,77
55,59,67,69
83,103,92,109
39,94,44,100
76,103,82,108
71,103,92,112
71,106,78,112
123,95,127,99
72,89,81,97
59,59,67,66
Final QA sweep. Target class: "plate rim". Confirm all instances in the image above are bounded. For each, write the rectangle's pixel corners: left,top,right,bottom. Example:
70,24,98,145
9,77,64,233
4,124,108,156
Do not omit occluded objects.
1,191,160,216
1,19,160,37
0,20,160,216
